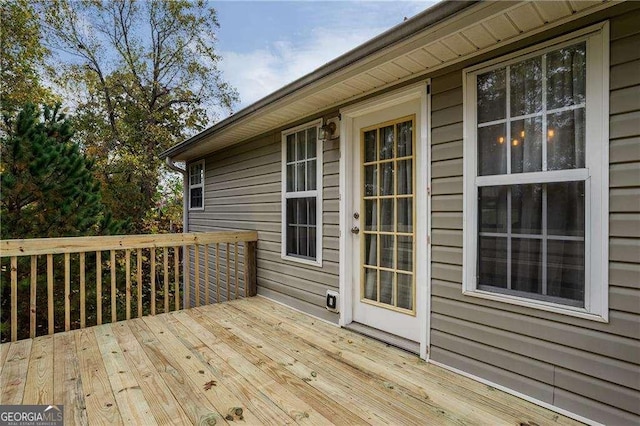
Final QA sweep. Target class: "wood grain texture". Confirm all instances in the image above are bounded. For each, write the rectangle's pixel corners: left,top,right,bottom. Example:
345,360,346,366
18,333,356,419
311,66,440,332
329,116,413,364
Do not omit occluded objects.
96,251,102,325
30,256,37,338
22,336,53,405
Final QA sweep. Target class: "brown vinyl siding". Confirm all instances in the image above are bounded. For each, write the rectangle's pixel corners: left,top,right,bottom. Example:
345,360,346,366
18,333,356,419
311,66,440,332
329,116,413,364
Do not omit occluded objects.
188,123,340,322
429,7,640,425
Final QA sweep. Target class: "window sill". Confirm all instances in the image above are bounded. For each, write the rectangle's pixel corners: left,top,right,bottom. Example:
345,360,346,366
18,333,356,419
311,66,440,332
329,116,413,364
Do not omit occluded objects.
281,254,323,268
461,288,608,323
188,207,205,212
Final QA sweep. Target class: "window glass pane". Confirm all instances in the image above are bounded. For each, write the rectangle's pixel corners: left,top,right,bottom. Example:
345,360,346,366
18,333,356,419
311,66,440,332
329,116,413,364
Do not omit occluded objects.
478,123,507,176
380,125,394,160
190,187,203,208
307,159,316,191
309,227,316,259
397,236,412,271
381,162,394,195
364,165,377,196
364,234,377,266
511,117,542,173
479,186,508,233
286,199,296,225
296,130,306,160
380,270,393,305
298,226,308,257
295,162,306,192
397,198,412,233
364,268,377,301
380,235,394,269
307,128,317,159
547,181,584,237
397,273,413,310
380,199,393,232
287,134,296,163
478,237,507,288
287,225,297,255
546,43,586,110
286,197,316,259
364,200,377,231
547,240,584,304
510,56,542,116
308,197,316,225
396,121,412,157
511,184,542,235
397,160,412,195
547,108,585,170
477,68,506,123
364,130,377,162
286,164,295,192
190,163,202,185
511,238,542,294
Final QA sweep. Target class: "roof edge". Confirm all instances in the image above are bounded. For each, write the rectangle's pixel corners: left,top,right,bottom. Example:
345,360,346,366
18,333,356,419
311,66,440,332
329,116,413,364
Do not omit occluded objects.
161,0,478,160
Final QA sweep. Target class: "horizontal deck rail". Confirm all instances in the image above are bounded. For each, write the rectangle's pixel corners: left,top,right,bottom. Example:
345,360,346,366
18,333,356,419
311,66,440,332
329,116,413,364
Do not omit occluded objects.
0,231,258,342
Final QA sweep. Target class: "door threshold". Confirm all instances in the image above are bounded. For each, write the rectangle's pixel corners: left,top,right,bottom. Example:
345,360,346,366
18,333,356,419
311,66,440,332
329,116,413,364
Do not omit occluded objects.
344,322,420,354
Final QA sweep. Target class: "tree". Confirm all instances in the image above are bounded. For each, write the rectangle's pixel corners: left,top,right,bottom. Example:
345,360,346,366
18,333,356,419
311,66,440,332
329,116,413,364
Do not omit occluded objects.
41,0,238,232
0,103,123,239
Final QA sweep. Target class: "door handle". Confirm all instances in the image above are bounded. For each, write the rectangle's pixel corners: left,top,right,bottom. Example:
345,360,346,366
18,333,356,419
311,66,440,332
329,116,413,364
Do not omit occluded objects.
351,226,360,235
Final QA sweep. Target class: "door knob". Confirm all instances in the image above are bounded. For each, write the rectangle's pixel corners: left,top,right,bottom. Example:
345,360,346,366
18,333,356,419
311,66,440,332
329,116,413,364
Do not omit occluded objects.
351,226,360,234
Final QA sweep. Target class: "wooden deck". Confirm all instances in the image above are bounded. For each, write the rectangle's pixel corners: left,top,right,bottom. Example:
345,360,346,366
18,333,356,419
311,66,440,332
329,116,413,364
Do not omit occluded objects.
0,297,581,425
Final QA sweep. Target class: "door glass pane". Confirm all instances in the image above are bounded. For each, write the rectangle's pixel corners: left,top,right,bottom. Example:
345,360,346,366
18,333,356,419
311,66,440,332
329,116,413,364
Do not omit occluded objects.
546,43,586,110
365,200,377,231
397,273,413,310
380,162,394,195
397,198,412,233
511,238,542,294
511,184,542,235
306,128,317,159
547,181,585,237
364,268,377,301
510,56,542,117
364,165,377,196
295,162,306,191
364,234,377,266
478,236,507,288
397,160,412,195
397,236,412,271
364,130,377,162
510,117,542,173
477,68,506,123
479,186,507,233
296,130,306,160
396,121,412,157
380,235,394,269
307,160,316,191
380,199,393,232
547,108,585,170
380,271,393,305
380,125,394,160
287,134,296,162
478,123,507,176
547,240,584,304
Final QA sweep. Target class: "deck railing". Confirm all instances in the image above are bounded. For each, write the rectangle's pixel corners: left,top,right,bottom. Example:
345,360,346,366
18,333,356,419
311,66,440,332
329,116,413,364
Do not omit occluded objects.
0,231,258,342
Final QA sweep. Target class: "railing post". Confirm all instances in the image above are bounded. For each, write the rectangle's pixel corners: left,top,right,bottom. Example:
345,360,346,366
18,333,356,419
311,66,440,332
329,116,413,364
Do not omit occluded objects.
243,241,257,297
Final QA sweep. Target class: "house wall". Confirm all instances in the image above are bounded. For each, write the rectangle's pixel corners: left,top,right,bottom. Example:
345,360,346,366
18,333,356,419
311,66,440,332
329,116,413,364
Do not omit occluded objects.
429,5,640,425
187,120,341,322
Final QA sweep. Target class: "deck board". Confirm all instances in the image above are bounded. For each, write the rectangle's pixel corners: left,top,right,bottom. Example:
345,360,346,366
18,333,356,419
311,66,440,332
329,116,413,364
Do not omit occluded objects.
0,297,582,425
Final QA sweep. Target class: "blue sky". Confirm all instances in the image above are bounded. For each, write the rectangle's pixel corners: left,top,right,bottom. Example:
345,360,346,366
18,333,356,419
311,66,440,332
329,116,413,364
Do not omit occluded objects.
212,1,435,108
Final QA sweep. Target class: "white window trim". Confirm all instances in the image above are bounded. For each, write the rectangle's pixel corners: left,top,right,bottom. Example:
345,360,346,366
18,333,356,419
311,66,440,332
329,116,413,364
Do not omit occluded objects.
462,23,609,322
281,119,323,267
188,159,205,211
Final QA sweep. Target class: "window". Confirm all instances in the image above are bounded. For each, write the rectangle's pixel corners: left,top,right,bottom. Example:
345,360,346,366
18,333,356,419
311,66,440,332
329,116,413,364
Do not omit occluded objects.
281,120,323,265
463,26,608,320
189,160,204,210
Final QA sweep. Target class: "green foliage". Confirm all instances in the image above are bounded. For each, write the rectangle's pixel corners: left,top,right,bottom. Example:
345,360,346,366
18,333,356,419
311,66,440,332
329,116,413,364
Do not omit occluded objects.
0,103,125,238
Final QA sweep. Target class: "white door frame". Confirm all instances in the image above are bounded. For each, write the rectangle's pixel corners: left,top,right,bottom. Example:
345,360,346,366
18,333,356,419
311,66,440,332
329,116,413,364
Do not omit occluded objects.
338,81,430,359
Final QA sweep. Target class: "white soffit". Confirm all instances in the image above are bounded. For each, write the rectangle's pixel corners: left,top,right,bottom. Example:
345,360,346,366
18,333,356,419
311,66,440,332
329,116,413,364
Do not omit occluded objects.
175,0,616,161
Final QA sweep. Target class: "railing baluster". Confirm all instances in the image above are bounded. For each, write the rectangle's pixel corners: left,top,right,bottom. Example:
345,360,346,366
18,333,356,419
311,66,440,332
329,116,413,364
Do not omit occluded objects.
234,242,239,300
11,256,17,341
184,246,190,309
163,247,169,313
174,246,180,311
125,249,131,320
80,252,86,329
30,255,37,338
244,241,257,297
64,253,70,331
137,248,142,318
194,244,200,307
226,242,230,302
96,251,102,325
204,244,209,305
110,250,116,323
151,247,156,315
47,254,53,334
216,243,220,303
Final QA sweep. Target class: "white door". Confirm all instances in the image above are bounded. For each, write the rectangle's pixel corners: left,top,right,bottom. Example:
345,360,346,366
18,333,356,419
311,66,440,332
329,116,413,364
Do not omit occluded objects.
349,97,423,342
